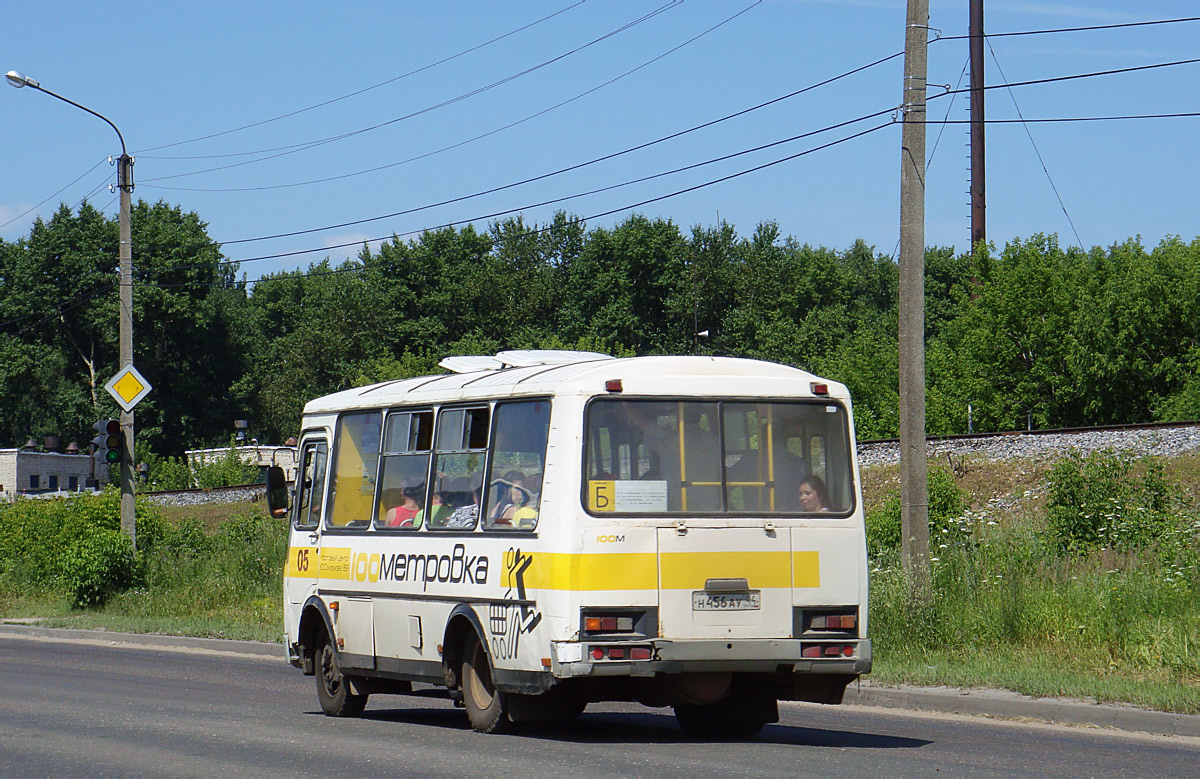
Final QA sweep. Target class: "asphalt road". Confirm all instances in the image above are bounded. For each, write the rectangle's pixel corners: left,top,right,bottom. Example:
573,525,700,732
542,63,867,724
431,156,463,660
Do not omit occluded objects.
0,635,1195,777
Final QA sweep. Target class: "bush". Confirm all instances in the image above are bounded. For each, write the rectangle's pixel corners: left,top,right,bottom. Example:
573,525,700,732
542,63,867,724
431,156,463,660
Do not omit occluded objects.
59,527,137,608
866,466,969,555
1046,449,1172,552
0,490,162,602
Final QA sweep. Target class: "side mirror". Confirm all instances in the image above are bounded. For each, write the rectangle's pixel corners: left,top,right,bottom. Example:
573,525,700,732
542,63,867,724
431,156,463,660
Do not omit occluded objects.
266,466,289,518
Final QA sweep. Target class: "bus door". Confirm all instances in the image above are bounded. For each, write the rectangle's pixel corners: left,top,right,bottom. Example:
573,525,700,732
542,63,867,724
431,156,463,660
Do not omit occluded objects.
319,412,381,670
286,438,327,609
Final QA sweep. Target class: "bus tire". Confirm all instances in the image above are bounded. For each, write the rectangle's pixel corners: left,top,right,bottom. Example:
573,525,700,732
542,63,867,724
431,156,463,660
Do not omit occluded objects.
462,633,510,733
315,630,368,717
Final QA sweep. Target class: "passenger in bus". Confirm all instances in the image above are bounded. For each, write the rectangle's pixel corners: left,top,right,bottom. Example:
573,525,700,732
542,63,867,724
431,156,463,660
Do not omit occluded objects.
489,470,527,525
415,490,450,529
797,475,830,513
443,480,481,528
385,487,422,527
512,471,543,527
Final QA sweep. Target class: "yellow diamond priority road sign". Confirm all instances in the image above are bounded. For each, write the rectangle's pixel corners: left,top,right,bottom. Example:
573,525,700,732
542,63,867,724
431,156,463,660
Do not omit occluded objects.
105,365,153,412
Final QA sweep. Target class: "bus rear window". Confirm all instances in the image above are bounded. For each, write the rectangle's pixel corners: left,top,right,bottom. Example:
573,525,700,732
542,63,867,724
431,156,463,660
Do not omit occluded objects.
584,399,854,516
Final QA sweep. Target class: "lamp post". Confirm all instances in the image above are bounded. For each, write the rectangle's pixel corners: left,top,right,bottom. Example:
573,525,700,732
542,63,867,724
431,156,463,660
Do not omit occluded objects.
7,70,137,549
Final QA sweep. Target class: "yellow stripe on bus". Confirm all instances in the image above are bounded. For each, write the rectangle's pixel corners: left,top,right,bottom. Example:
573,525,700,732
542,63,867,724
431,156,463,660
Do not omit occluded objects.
522,553,659,591
660,551,792,590
793,551,820,588
285,548,821,589
524,550,820,591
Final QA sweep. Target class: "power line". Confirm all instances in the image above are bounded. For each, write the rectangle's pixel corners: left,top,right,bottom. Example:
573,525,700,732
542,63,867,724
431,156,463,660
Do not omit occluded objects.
930,56,1200,101
926,111,1200,125
2,281,116,335
138,1,683,181
0,157,110,230
141,1,765,195
984,39,1081,249
208,121,894,271
133,1,588,155
938,15,1200,41
926,56,969,171
208,52,1191,251
198,49,904,247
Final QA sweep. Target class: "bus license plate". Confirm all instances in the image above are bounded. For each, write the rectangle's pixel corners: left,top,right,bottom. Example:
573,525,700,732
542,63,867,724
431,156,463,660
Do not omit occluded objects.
692,591,761,611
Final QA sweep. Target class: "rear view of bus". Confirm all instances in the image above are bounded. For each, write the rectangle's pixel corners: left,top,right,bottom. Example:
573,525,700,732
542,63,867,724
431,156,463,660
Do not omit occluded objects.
566,364,869,737
278,353,867,738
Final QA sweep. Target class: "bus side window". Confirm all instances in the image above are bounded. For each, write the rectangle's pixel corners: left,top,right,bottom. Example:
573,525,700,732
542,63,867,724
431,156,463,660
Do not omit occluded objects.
484,400,551,530
428,406,490,530
327,412,382,529
375,410,433,530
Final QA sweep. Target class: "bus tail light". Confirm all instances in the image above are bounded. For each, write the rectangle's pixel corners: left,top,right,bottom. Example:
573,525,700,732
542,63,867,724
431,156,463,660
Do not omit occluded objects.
581,609,654,637
797,607,859,636
585,616,634,633
801,643,856,659
605,379,623,393
810,382,829,395
590,645,653,661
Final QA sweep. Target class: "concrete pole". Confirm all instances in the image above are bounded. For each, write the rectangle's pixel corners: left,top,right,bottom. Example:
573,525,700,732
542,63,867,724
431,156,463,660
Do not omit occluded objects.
899,0,930,587
118,153,136,550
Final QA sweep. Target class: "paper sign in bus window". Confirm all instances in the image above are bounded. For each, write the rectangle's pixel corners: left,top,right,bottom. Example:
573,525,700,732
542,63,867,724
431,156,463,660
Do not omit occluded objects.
589,480,668,512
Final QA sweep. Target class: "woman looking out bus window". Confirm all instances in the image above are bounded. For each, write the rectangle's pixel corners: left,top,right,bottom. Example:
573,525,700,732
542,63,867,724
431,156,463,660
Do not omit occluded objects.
797,475,830,513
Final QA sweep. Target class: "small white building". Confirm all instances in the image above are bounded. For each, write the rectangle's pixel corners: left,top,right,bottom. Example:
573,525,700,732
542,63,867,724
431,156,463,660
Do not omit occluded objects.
0,449,106,500
184,445,299,483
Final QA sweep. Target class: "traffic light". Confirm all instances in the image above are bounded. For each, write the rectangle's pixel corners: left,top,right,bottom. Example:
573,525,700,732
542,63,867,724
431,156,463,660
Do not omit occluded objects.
103,419,123,464
92,418,123,466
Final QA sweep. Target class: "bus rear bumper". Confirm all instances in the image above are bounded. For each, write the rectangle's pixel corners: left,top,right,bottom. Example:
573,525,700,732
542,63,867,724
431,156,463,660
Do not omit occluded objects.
552,637,871,678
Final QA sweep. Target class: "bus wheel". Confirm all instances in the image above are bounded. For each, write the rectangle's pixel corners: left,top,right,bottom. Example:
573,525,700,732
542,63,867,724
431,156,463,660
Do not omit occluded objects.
315,630,367,717
461,633,510,733
673,701,767,740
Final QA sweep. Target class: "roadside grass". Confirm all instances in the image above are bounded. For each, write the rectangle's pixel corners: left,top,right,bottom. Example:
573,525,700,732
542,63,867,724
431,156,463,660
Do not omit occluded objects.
867,450,1200,714
868,543,1200,714
0,496,286,643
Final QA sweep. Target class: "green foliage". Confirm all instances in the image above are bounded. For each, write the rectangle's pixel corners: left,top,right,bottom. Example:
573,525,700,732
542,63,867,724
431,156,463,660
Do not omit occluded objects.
870,457,1200,705
865,466,968,555
6,197,1200,448
0,490,163,606
0,200,249,455
1046,449,1172,552
59,527,137,608
146,456,196,491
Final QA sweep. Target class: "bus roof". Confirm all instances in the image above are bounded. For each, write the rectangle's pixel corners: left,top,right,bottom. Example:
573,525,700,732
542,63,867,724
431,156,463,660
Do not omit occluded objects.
302,354,848,416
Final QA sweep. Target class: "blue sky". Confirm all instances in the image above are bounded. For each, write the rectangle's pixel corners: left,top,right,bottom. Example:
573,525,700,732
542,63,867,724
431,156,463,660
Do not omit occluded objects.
4,1,1197,280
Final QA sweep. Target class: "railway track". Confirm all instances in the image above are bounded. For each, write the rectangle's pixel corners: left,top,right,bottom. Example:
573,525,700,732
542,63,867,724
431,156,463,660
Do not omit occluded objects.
858,420,1200,468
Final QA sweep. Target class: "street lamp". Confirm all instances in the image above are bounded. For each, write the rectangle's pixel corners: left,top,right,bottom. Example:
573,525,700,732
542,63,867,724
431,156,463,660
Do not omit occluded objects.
7,69,138,549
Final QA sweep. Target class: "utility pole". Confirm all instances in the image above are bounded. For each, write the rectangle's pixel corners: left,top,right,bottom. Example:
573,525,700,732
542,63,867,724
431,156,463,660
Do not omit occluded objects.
969,0,986,252
898,0,930,587
117,153,136,549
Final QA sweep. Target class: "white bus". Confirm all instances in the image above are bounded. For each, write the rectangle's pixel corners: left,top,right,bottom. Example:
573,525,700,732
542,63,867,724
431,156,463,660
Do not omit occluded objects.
272,351,870,736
